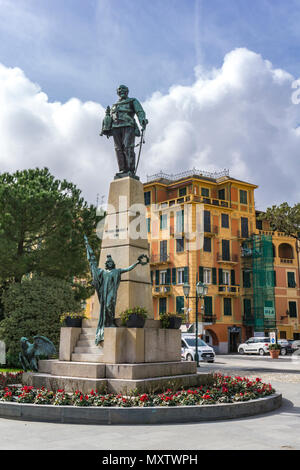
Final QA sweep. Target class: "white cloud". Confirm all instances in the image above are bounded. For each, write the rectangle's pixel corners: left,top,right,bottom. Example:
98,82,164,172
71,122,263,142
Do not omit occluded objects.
0,48,299,210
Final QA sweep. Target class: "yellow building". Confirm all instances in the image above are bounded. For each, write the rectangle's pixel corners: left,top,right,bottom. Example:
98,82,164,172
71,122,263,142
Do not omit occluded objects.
143,170,300,353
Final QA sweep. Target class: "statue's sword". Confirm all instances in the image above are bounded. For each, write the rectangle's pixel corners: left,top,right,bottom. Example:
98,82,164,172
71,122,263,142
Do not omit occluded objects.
134,128,145,175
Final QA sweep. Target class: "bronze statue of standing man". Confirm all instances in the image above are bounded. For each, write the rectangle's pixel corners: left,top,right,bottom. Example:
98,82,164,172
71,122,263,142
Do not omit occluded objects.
100,85,148,179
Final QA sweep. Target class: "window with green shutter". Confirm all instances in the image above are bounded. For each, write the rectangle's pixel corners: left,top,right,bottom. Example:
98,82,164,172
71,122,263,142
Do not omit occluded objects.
204,296,213,315
241,217,249,238
201,187,209,197
240,190,247,204
212,268,217,285
218,189,225,200
243,270,251,288
176,296,184,314
204,210,211,232
176,237,184,252
159,297,167,314
155,270,159,286
172,268,177,285
287,272,296,288
289,301,297,318
144,191,151,206
221,214,229,228
184,266,189,284
160,214,167,230
176,210,184,233
222,240,230,261
224,298,232,316
203,237,211,252
179,187,187,197
160,240,168,262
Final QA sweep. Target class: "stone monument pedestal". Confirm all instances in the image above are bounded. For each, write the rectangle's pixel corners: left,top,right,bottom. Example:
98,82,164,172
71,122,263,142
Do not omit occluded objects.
22,176,213,394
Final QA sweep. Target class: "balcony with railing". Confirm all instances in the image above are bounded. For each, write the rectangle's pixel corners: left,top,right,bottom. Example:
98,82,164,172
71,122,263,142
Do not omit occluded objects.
204,225,219,237
217,253,239,264
280,258,294,264
218,285,240,296
237,230,250,240
150,254,170,266
201,314,217,324
152,285,172,296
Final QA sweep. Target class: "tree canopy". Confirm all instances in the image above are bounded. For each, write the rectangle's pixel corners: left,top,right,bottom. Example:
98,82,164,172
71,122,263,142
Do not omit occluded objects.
259,202,300,240
0,168,101,295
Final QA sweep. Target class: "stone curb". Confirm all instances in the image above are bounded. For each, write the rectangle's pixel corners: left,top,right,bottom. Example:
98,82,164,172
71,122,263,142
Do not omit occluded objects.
0,393,282,425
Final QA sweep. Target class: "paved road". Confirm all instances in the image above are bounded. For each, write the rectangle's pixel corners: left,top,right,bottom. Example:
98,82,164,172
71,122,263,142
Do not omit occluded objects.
0,355,299,450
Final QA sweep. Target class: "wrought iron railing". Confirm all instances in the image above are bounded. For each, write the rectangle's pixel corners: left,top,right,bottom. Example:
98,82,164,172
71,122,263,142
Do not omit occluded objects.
150,254,170,264
147,168,230,183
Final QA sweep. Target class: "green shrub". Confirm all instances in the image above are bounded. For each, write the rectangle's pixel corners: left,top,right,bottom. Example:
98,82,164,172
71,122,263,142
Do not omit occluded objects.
269,343,281,350
119,307,147,326
159,312,184,329
0,276,82,361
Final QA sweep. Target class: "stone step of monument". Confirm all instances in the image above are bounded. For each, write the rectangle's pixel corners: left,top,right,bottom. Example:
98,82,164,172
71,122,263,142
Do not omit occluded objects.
38,360,105,379
71,353,104,363
23,372,107,394
77,339,98,347
81,327,97,335
74,346,102,354
79,333,96,341
82,318,98,328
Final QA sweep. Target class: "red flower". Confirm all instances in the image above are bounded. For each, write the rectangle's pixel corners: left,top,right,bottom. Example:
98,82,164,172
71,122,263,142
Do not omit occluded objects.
139,394,149,402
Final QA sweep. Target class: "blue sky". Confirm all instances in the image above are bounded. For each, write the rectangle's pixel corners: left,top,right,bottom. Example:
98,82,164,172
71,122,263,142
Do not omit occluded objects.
1,0,300,104
0,0,299,208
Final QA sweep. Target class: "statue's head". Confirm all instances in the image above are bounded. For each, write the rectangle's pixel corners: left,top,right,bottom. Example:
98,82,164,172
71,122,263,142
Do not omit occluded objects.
117,84,129,99
105,254,116,270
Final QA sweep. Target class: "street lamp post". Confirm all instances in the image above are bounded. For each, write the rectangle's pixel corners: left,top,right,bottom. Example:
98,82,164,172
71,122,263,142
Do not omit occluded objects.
183,281,208,367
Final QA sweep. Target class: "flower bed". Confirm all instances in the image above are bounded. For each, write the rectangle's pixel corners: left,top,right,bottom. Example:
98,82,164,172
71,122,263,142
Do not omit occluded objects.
0,371,24,389
0,373,275,407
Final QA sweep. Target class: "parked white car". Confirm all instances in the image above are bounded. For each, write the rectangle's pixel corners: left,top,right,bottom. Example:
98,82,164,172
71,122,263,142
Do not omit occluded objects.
238,337,270,356
181,335,215,363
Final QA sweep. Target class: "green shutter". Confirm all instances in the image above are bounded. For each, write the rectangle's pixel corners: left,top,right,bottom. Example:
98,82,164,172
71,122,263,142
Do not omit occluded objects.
224,298,232,316
231,269,235,286
166,268,171,285
155,270,159,286
218,268,223,285
243,271,251,288
212,268,217,285
289,301,297,318
184,267,189,284
273,270,276,287
176,296,184,314
204,296,212,315
288,272,296,288
172,268,177,285
199,266,204,283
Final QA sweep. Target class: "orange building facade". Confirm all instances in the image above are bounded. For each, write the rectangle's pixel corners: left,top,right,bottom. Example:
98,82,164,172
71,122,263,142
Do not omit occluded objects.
143,170,300,354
